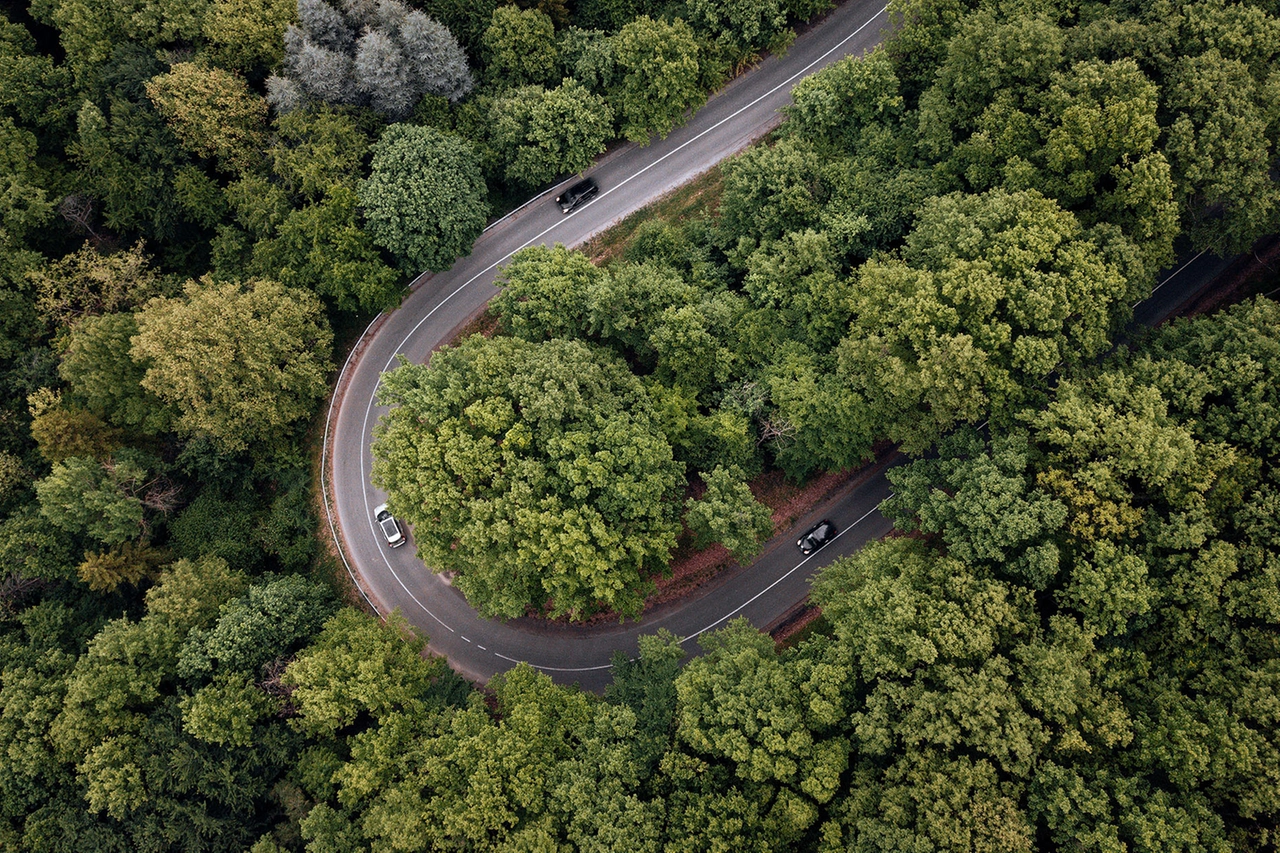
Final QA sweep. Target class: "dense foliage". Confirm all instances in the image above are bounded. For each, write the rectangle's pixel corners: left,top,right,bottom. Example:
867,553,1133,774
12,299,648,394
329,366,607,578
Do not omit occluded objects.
2,0,1280,849
373,336,683,619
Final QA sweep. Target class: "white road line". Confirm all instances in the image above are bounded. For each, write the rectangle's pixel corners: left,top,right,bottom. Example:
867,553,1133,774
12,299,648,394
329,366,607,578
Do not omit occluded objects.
1134,248,1209,307
680,498,886,644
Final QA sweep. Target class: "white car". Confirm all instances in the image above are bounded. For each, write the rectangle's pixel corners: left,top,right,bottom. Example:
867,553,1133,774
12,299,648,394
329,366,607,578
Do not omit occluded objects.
373,503,405,548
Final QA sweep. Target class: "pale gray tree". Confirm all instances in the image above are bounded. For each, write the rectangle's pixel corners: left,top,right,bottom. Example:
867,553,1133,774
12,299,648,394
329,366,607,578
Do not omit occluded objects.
355,29,416,118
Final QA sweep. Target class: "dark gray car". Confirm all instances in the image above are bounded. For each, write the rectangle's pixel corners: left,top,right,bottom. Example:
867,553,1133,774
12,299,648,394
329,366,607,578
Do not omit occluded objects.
556,177,599,213
797,519,837,554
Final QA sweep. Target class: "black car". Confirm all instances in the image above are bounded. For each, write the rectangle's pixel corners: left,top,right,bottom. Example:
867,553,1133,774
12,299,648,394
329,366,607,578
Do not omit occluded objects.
556,177,599,213
797,519,837,554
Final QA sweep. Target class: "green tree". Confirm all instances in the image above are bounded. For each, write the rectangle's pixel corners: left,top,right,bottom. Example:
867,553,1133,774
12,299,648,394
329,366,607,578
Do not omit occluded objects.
373,335,683,619
252,475,322,573
813,537,1033,682
144,555,249,634
168,490,263,572
491,243,604,339
836,188,1130,453
0,118,56,288
231,109,404,313
0,18,74,135
829,752,1035,853
490,80,615,188
0,505,80,582
252,185,405,313
610,16,704,142
0,451,32,514
67,90,191,244
59,312,170,434
200,0,295,72
915,11,1064,166
884,429,1068,588
881,0,968,101
48,615,182,779
584,261,703,364
35,0,208,82
28,387,125,463
686,0,788,56
605,630,685,773
303,665,590,851
1135,296,1280,458
683,465,773,562
717,137,829,257
481,5,558,87
782,48,904,153
268,106,373,201
1163,49,1280,253
285,608,466,739
35,453,150,547
180,673,278,747
358,124,489,272
176,574,336,680
131,276,333,453
0,644,78,834
762,342,876,478
76,541,166,592
676,619,851,844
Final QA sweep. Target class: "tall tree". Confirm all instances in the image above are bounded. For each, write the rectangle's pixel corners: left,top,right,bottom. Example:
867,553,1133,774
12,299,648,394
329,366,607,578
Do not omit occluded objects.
481,5,558,88
373,335,683,619
284,608,466,739
271,0,473,115
353,28,417,118
131,276,333,453
358,124,489,272
35,452,151,548
685,0,788,56
398,10,474,102
58,312,171,435
836,188,1130,453
675,618,852,846
490,243,608,341
27,241,162,331
251,185,405,313
683,465,773,562
145,62,268,174
200,0,295,72
489,80,615,188
610,16,705,142
1163,49,1280,253
67,73,193,244
717,137,830,258
176,574,336,681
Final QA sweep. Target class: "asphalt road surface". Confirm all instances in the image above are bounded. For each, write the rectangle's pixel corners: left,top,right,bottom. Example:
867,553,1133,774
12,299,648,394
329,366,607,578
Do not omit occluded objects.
323,0,1229,692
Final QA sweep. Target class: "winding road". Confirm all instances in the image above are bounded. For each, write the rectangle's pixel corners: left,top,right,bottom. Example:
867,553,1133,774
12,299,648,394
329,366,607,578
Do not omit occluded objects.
322,0,1233,692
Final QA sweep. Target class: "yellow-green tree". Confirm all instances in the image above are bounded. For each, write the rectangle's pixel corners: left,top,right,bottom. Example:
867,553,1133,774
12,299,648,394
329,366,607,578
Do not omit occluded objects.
145,62,268,173
131,276,332,453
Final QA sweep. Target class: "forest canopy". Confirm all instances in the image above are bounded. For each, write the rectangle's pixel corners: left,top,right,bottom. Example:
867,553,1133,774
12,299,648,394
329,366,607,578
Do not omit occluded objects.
1,0,1279,849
